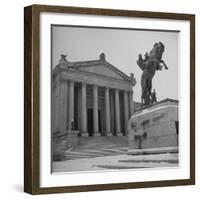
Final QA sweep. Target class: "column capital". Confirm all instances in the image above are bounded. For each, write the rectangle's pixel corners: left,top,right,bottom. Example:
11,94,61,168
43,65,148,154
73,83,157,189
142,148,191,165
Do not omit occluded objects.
82,82,87,86
105,86,110,91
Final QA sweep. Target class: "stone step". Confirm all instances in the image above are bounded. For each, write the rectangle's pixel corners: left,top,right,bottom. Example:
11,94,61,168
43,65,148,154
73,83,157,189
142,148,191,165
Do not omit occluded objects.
128,146,178,155
75,136,128,150
64,148,128,160
118,158,178,164
93,155,178,169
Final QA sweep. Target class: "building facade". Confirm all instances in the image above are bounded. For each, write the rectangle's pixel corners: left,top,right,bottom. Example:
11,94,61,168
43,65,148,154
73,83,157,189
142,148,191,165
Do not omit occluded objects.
52,53,136,137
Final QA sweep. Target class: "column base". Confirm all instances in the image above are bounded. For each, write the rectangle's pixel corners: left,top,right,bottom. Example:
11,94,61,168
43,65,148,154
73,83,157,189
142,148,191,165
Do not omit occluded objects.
93,132,101,136
105,132,113,136
124,131,128,136
80,132,89,137
116,132,123,136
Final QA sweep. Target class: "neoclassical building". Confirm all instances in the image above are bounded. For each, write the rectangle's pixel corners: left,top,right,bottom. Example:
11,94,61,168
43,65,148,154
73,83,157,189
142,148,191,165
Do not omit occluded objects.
52,53,136,137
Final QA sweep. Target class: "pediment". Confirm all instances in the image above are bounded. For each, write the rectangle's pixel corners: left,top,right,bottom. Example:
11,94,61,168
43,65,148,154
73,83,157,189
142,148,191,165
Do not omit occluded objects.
78,63,129,81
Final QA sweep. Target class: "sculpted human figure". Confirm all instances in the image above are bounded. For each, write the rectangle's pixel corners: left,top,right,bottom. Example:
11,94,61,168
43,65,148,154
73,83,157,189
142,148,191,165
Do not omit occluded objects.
136,42,168,106
59,54,68,65
129,72,136,86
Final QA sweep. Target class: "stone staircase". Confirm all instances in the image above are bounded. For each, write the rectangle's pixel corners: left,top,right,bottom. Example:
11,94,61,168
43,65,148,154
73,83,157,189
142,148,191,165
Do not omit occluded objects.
53,136,179,171
63,136,128,160
64,147,128,160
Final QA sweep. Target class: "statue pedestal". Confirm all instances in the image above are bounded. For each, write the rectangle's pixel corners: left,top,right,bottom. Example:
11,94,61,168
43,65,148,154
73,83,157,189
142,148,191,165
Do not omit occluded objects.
53,130,79,161
128,99,178,152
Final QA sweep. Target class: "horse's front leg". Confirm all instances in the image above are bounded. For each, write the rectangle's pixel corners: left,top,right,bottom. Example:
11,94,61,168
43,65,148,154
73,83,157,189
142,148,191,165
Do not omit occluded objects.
160,60,168,70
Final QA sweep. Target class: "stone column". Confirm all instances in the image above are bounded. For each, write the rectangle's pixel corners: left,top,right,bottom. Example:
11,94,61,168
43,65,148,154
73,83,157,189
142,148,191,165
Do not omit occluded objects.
68,80,74,130
115,89,122,136
129,91,134,117
58,80,68,133
53,83,60,132
123,90,129,135
110,91,115,134
93,85,100,136
81,83,88,137
105,87,112,136
77,85,82,131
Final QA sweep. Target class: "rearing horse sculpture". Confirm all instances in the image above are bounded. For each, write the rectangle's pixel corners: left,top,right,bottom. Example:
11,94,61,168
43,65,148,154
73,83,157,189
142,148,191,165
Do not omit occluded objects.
136,42,168,106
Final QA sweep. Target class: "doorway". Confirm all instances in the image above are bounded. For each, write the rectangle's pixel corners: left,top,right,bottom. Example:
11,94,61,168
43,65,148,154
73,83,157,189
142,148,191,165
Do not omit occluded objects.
98,109,102,134
87,109,93,136
87,108,102,136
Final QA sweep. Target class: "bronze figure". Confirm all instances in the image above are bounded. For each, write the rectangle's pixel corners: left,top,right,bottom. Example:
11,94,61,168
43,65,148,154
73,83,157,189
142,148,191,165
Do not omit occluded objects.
136,42,168,106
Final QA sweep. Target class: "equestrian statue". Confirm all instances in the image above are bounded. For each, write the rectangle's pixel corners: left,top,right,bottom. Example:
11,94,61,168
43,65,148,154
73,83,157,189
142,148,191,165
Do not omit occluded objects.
136,42,168,106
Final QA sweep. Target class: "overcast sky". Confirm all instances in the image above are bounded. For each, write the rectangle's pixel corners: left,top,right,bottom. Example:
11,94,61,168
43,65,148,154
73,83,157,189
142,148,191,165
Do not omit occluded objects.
52,25,178,102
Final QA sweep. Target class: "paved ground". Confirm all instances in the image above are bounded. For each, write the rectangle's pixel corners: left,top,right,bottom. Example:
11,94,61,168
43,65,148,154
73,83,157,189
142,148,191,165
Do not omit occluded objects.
52,136,178,173
53,153,178,172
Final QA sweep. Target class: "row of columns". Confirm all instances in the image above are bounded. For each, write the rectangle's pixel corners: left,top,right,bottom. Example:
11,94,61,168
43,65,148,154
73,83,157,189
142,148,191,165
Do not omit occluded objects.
62,80,134,136
105,87,133,136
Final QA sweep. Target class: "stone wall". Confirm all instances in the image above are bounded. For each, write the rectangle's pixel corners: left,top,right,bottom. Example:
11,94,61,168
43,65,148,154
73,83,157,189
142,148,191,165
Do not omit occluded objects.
53,130,79,161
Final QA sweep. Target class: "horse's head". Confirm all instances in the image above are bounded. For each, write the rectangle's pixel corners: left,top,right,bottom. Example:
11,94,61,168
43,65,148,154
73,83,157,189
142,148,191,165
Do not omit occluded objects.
152,42,165,60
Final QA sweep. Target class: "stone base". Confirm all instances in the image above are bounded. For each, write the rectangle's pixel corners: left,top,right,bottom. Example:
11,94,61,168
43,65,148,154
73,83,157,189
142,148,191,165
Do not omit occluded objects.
93,132,101,136
116,132,123,136
81,132,89,137
128,99,178,150
106,132,113,136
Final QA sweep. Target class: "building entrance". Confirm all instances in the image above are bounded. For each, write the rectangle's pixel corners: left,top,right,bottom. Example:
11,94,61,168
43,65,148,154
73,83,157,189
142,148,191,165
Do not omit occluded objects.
87,109,102,136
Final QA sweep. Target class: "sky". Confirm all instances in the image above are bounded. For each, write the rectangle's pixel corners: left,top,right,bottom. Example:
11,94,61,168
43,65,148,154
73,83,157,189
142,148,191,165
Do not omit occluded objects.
52,25,178,102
